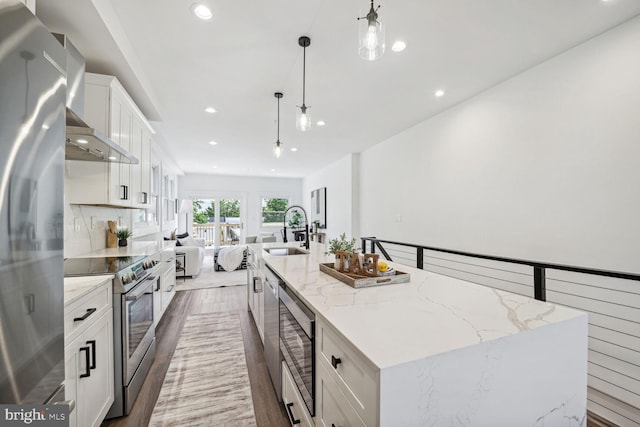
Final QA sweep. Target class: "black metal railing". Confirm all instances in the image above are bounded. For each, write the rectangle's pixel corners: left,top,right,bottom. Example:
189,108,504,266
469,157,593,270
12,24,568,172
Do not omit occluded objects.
361,237,640,301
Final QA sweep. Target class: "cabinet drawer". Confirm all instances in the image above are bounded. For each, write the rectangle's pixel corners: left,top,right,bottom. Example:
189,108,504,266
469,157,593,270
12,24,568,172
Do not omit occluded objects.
282,362,313,427
318,319,378,426
317,362,366,427
65,281,112,340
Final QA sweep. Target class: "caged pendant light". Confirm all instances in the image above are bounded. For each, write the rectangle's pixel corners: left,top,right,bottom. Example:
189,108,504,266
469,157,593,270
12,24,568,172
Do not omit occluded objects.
358,0,385,61
296,36,311,132
273,92,284,159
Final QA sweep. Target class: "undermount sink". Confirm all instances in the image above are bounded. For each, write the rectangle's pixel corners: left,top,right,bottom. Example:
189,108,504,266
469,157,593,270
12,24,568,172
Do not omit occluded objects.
264,247,309,256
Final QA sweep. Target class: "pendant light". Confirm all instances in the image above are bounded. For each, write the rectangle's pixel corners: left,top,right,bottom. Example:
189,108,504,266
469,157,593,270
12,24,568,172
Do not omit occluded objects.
296,36,311,132
273,92,283,158
358,0,385,61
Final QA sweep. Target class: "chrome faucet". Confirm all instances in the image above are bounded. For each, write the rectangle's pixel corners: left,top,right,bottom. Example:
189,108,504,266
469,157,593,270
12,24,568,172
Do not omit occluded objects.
282,205,309,249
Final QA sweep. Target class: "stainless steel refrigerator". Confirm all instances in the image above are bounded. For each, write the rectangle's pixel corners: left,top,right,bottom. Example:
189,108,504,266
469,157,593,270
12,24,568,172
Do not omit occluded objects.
0,1,67,405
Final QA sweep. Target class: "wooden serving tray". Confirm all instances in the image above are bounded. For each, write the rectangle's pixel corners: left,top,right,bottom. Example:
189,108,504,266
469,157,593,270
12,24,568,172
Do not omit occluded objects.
319,263,410,288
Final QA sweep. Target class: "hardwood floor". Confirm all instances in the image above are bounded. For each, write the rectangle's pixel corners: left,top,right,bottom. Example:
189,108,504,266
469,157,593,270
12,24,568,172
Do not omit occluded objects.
102,286,289,427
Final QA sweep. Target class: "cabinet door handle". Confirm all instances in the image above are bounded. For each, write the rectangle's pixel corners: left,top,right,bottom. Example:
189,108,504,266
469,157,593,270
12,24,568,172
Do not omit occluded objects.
331,355,342,369
140,192,148,204
73,308,96,322
252,277,261,293
120,185,127,200
79,346,91,378
86,340,96,370
285,402,301,425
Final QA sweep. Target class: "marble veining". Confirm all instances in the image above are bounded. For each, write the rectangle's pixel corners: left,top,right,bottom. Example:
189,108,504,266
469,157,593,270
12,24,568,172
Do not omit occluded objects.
255,243,587,426
260,243,585,369
63,275,113,306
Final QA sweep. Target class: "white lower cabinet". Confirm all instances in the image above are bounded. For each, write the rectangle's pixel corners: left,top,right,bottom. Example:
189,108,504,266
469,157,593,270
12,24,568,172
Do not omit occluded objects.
64,281,114,427
316,318,378,427
282,362,314,427
316,361,366,427
153,247,176,328
247,249,264,342
160,251,176,314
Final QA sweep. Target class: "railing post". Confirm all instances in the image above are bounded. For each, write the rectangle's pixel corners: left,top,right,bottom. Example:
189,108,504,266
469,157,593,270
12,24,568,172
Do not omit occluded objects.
534,266,546,301
417,247,423,269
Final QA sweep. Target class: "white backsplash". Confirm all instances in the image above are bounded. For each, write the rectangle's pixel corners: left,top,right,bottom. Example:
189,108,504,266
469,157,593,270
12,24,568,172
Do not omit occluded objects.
64,204,133,258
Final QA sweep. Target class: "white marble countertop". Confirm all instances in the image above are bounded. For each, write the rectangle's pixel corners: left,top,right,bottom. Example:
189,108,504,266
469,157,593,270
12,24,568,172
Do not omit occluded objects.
64,275,114,306
258,242,585,370
76,240,175,258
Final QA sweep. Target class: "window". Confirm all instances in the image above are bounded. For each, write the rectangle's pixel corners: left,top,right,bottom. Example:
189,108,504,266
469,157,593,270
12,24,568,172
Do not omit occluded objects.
261,197,289,227
146,164,160,225
162,175,176,223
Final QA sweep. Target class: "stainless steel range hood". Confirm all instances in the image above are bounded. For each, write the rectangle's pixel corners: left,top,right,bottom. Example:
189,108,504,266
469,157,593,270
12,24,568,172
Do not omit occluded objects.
55,33,138,165
66,109,138,164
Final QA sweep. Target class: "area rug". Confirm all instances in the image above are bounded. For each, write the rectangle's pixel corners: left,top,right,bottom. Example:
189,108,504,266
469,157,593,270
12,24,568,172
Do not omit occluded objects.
148,312,257,427
176,255,247,291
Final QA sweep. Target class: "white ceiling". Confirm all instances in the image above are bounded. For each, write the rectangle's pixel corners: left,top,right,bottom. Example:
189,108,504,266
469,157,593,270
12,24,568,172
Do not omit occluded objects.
36,0,640,178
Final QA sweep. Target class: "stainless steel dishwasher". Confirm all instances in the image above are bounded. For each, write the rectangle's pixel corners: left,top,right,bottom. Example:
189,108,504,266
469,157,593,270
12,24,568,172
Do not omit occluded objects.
263,264,282,400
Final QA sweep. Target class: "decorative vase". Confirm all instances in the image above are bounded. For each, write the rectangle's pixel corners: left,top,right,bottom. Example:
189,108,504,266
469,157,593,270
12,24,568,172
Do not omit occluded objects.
118,239,128,247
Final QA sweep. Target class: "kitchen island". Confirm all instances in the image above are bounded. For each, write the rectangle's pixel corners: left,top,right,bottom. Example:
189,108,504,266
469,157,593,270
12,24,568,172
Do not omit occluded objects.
256,242,587,426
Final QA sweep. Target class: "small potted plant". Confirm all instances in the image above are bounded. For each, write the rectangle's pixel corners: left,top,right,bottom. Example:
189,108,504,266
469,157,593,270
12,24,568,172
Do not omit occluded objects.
116,228,132,247
327,233,359,269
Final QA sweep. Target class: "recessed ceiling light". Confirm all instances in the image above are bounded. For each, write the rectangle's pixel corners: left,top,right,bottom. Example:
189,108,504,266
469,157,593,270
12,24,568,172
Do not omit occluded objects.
316,120,326,126
192,4,213,20
391,41,406,52
208,140,217,145
271,169,276,172
42,124,49,130
77,139,88,144
211,165,218,169
204,107,216,114
108,156,117,161
434,89,445,98
290,147,298,152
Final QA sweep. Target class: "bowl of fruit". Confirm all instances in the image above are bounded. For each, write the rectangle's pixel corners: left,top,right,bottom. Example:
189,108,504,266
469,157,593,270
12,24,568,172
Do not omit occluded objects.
377,261,396,277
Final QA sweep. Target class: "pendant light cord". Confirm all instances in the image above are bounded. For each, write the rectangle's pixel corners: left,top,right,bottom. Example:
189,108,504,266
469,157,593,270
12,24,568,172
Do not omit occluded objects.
302,45,306,106
277,96,280,141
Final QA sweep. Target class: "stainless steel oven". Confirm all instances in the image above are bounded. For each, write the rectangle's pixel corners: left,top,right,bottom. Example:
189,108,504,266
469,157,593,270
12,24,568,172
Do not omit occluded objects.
123,274,155,387
108,261,157,418
279,282,315,417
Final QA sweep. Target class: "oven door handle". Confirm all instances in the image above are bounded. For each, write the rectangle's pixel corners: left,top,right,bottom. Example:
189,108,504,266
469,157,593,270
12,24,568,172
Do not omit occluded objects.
125,281,153,301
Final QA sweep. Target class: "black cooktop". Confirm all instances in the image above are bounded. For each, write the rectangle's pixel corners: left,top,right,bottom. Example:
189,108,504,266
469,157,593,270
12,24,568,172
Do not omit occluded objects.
64,256,146,277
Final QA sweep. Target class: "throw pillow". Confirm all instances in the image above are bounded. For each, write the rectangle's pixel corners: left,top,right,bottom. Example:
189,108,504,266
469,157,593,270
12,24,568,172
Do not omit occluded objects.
176,232,189,239
178,236,198,247
170,228,177,240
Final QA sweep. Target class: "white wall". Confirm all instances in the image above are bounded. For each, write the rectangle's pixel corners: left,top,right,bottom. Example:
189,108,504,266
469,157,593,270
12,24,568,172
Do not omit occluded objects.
303,154,360,243
358,16,640,274
179,174,302,241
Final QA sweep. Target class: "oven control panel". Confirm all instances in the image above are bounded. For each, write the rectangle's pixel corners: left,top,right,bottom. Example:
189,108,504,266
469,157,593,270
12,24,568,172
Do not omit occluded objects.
117,262,149,288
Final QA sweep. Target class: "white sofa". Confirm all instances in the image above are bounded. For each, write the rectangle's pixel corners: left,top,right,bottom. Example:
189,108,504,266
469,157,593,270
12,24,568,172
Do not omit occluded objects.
176,237,205,277
244,232,277,244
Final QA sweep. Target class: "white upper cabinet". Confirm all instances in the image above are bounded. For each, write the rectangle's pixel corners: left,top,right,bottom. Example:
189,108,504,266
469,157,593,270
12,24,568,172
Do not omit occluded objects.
66,73,152,208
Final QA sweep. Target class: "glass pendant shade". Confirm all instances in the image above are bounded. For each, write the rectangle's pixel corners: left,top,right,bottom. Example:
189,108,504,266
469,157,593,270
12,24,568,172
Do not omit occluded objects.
273,92,283,159
273,140,283,158
296,105,311,132
358,4,385,61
